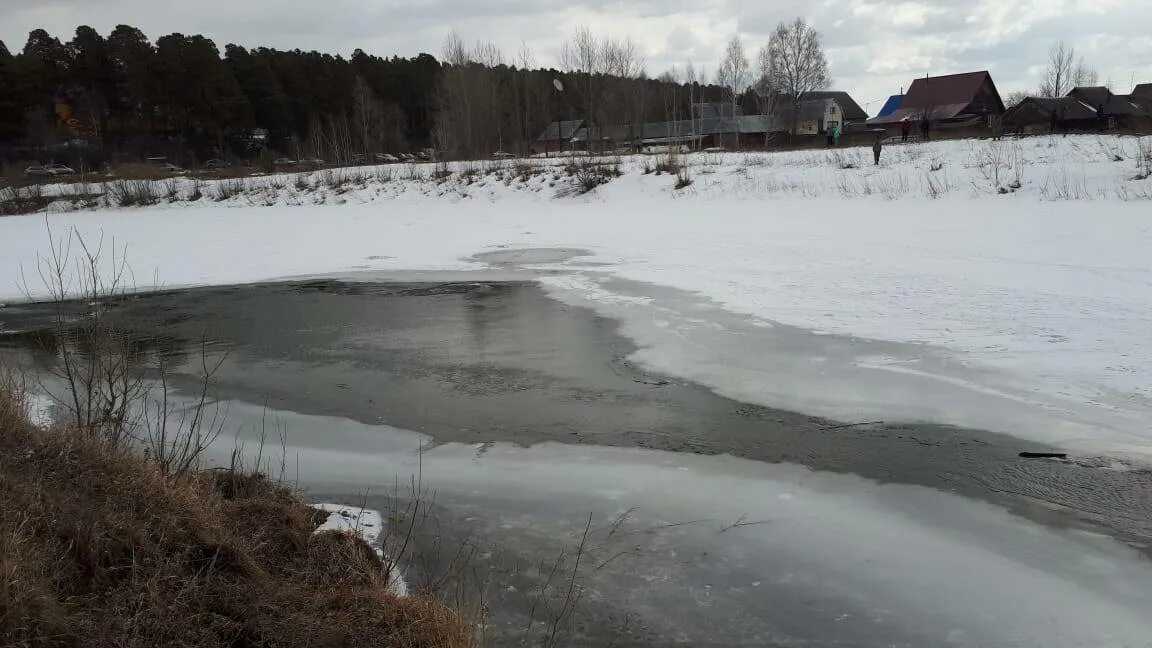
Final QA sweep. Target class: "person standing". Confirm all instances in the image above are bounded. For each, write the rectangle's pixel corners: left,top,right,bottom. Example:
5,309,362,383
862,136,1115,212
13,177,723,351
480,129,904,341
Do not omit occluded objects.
826,124,834,147
920,119,930,142
832,123,842,147
873,135,883,165
901,120,911,142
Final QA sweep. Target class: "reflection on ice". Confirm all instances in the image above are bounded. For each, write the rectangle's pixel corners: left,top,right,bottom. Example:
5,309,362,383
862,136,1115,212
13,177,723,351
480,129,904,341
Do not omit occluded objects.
211,399,1152,647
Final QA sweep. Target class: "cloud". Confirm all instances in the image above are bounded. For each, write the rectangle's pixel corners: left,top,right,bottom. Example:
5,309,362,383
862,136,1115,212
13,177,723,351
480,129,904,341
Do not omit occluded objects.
1,0,1149,114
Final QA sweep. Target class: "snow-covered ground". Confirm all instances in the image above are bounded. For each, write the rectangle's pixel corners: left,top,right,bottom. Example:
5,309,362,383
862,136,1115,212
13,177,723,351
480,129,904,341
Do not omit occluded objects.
2,134,1151,454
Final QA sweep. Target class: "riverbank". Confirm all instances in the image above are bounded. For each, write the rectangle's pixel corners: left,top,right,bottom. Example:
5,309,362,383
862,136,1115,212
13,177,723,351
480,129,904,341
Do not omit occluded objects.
0,383,468,648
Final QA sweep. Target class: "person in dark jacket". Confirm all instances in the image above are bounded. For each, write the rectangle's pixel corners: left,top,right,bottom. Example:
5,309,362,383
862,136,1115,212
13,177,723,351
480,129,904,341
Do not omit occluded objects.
873,136,883,165
901,120,911,142
920,119,930,142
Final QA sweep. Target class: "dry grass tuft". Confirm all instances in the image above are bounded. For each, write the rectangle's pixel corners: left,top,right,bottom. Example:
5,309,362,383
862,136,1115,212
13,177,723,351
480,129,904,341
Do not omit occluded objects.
0,387,471,648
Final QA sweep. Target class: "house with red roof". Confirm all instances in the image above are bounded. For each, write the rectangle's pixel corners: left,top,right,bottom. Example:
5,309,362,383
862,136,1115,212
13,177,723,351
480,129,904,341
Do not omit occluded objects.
869,71,1005,134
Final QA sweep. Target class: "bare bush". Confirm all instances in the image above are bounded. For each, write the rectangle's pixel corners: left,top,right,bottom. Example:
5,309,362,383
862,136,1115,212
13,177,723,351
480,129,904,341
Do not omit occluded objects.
22,226,232,478
213,179,247,201
972,141,1024,194
1134,137,1152,180
922,169,955,199
0,184,50,215
106,179,158,207
1041,166,1092,200
1115,183,1152,201
557,158,621,196
828,150,861,169
162,178,181,202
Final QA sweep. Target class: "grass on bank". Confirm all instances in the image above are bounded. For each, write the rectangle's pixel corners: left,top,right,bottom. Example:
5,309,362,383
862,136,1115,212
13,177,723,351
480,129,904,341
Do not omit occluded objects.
0,385,471,648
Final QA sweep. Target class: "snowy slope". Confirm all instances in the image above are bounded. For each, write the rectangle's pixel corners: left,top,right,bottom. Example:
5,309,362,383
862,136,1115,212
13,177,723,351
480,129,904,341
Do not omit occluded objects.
2,134,1151,453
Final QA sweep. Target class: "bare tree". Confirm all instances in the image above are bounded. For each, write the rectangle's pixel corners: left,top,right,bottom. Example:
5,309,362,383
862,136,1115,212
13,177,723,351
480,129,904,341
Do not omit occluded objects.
561,26,601,136
716,36,750,114
761,17,830,133
751,75,786,147
514,42,539,153
1003,90,1029,109
351,75,382,156
1038,40,1098,98
434,33,508,158
559,27,646,151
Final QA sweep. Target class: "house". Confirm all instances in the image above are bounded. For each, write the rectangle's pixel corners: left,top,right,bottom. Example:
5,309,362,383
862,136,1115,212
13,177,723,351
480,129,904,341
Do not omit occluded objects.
573,112,788,152
1002,96,1100,133
534,120,586,155
792,99,841,135
869,71,1004,133
1131,84,1152,112
1066,86,1144,128
800,91,870,127
777,91,868,136
875,94,904,119
692,102,741,119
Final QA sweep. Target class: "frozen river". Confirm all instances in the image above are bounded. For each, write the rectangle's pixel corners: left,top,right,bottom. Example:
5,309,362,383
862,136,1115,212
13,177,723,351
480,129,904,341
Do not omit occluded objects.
2,273,1151,646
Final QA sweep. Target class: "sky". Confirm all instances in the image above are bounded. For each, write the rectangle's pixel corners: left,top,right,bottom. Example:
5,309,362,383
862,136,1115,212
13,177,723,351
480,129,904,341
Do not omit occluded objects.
2,0,1150,115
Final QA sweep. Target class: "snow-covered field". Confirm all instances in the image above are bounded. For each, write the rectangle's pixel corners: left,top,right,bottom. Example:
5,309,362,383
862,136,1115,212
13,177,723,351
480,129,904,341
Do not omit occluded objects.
2,134,1151,454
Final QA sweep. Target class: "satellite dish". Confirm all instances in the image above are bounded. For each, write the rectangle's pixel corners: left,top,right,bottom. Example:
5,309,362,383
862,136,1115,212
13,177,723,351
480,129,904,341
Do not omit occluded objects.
553,78,565,92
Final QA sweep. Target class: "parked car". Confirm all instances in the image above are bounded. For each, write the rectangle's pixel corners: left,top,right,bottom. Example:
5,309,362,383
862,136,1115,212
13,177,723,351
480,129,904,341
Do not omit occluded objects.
492,151,514,159
204,159,231,170
155,163,186,174
273,157,297,167
374,153,400,163
300,158,325,168
399,153,416,162
416,150,432,161
25,164,76,177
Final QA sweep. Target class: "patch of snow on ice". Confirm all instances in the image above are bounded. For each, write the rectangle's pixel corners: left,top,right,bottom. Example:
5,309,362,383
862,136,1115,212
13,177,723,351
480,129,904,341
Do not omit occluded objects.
313,502,408,597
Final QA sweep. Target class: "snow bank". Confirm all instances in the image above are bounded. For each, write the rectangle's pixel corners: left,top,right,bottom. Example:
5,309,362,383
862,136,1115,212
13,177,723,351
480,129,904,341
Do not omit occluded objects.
312,502,408,597
11,135,1152,211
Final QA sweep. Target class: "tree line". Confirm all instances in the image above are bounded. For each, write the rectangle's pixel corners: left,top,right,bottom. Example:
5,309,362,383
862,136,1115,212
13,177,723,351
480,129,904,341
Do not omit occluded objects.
0,25,737,164
0,25,438,164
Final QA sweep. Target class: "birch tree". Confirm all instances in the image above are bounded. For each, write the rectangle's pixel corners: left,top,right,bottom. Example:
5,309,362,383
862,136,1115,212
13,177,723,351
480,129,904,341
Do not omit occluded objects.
760,17,830,132
716,36,750,116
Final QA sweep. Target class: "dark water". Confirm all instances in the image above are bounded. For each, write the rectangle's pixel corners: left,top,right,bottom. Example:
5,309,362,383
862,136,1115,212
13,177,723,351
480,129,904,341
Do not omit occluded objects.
2,279,1150,553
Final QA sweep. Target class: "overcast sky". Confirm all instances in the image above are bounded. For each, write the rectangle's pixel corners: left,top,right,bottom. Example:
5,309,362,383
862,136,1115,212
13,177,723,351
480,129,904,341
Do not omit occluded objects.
3,0,1150,114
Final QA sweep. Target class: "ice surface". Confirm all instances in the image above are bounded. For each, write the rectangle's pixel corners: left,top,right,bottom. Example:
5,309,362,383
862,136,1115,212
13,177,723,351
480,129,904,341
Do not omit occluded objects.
4,135,1152,449
210,400,1152,647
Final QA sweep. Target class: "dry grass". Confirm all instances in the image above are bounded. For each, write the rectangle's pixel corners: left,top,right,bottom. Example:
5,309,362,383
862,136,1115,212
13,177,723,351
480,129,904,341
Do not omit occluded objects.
0,387,471,648
0,184,51,215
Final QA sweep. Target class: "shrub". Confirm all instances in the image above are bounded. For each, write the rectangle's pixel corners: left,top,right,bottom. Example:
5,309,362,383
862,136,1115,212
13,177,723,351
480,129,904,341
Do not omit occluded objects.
557,159,621,196
213,179,247,201
106,179,158,207
0,184,50,215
